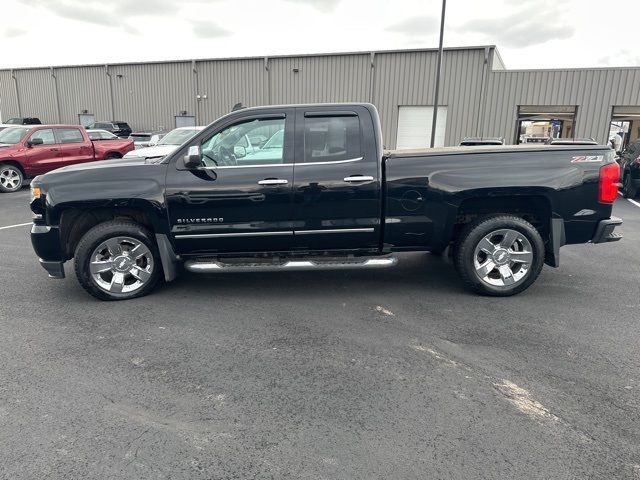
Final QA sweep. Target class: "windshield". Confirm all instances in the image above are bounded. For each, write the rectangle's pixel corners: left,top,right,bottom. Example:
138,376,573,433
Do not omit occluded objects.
159,128,200,146
0,127,29,144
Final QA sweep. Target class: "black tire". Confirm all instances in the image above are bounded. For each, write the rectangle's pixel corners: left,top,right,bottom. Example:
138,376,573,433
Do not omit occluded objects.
0,163,24,193
74,220,162,301
622,172,637,199
453,215,545,297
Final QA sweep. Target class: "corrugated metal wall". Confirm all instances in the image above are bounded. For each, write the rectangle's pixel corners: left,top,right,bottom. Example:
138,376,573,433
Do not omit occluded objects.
55,65,111,124
7,68,59,123
197,58,268,121
109,62,195,131
371,48,487,148
0,70,19,119
1,47,640,147
481,68,640,144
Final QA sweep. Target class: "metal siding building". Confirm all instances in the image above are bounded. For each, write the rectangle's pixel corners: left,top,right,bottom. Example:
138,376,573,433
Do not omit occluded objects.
1,46,639,148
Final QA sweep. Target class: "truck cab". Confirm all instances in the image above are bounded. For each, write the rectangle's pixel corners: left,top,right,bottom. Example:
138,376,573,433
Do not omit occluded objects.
167,104,381,255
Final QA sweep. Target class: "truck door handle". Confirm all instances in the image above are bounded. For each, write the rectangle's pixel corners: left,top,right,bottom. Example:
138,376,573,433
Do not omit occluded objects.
258,179,288,185
49,148,59,152
344,175,374,183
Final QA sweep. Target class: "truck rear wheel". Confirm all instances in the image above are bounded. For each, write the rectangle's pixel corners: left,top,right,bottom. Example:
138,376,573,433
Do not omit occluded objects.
0,164,24,192
454,215,544,296
74,220,162,301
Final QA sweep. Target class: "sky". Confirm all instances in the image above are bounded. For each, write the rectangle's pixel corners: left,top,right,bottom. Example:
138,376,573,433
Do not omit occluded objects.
0,0,638,70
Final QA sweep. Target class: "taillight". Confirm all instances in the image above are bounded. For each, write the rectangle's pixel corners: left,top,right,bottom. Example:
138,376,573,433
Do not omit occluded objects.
599,162,620,203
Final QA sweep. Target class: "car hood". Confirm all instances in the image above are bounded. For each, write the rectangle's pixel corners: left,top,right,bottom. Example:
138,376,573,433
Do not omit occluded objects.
31,156,167,197
47,156,153,175
123,144,178,159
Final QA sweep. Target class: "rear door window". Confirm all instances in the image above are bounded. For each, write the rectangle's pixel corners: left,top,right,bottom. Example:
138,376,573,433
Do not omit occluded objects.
302,115,361,163
57,128,85,143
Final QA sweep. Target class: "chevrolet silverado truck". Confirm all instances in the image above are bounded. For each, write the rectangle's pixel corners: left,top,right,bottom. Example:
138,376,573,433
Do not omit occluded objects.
0,125,134,192
29,103,622,301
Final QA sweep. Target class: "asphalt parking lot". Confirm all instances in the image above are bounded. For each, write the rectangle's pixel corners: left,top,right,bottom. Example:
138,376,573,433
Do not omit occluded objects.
1,189,639,479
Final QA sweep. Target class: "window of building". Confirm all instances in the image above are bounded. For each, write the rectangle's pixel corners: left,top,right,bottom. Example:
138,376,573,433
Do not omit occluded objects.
516,105,577,144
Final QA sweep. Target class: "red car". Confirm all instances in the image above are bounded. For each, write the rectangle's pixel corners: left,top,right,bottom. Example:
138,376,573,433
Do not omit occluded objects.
0,125,134,192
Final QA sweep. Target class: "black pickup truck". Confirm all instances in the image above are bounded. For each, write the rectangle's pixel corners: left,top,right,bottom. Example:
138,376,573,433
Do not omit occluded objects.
30,103,622,301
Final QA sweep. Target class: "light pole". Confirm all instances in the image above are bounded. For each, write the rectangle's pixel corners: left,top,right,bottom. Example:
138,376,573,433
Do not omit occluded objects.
430,0,446,148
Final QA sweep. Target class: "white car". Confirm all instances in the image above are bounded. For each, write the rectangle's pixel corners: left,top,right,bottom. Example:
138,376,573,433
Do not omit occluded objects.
124,126,205,159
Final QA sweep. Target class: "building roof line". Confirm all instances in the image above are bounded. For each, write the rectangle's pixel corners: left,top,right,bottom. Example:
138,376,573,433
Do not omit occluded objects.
0,45,497,72
493,65,640,73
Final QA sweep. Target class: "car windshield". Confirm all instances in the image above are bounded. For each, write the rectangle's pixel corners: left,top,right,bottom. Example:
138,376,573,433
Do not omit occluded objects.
0,127,28,144
159,128,200,146
6,118,22,125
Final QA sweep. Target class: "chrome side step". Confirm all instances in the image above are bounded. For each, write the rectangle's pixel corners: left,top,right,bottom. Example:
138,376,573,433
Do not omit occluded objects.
184,256,398,273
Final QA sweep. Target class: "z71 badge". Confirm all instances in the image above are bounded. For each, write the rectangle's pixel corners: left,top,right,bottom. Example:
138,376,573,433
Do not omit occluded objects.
571,155,604,163
176,218,224,224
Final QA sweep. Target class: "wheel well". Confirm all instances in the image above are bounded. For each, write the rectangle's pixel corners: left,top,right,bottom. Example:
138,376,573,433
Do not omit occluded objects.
60,208,154,259
453,195,552,244
105,152,122,159
0,160,26,178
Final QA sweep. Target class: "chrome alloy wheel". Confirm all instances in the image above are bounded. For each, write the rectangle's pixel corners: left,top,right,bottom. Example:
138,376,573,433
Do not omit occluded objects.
473,228,533,287
89,236,154,295
0,167,21,191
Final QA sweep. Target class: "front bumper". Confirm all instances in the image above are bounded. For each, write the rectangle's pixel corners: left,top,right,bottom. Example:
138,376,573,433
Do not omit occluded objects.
591,216,622,243
31,224,65,278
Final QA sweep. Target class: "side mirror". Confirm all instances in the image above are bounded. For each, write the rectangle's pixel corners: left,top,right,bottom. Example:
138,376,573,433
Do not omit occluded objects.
149,134,160,146
234,145,247,158
182,145,203,169
27,138,44,147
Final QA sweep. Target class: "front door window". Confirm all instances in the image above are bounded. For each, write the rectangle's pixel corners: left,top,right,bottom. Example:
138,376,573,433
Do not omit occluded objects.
200,118,285,167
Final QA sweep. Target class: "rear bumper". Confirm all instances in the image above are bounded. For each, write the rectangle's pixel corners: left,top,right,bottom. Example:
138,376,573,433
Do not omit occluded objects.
31,224,65,278
591,216,622,244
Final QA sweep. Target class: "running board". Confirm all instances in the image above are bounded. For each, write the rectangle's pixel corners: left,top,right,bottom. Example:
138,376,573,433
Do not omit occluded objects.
184,256,398,273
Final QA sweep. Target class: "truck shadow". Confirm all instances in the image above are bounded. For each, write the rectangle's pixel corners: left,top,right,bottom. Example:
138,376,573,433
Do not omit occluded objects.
166,252,466,298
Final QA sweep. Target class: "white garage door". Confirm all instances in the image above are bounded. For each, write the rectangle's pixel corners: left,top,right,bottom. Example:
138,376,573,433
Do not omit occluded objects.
396,106,447,149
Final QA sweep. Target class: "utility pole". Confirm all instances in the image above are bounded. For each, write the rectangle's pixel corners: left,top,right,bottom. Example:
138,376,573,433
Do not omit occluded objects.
430,0,446,148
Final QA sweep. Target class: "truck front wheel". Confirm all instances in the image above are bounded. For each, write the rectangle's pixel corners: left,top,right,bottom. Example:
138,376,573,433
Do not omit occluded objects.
74,220,162,301
454,215,545,296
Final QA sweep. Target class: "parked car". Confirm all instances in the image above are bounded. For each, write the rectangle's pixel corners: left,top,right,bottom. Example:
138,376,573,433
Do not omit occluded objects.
619,139,640,198
460,137,504,146
124,126,205,159
0,124,17,131
129,131,166,149
5,117,42,125
0,125,134,192
545,138,598,145
86,121,132,138
29,103,621,301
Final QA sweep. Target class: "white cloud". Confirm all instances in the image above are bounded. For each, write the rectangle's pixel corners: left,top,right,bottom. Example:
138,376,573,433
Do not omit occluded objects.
0,0,639,69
